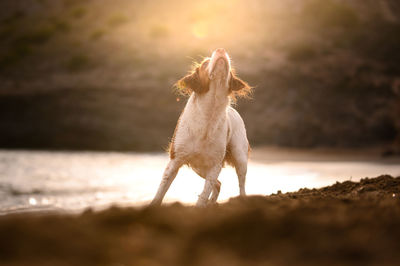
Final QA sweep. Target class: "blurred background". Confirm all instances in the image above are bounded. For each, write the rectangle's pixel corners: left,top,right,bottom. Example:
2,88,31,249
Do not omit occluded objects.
0,0,400,152
1,3,400,264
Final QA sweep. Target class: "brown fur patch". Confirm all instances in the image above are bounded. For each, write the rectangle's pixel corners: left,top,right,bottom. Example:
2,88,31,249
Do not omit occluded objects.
176,58,210,96
168,111,184,159
229,72,253,102
223,141,251,167
248,141,252,157
223,146,235,167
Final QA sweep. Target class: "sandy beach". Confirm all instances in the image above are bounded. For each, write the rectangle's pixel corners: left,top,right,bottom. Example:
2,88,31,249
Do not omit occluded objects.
1,175,399,266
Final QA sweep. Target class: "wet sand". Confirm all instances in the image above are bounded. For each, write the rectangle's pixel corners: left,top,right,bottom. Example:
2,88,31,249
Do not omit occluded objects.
1,175,400,266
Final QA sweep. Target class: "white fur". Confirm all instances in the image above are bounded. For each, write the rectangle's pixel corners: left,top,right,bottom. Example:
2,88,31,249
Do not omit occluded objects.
151,49,249,207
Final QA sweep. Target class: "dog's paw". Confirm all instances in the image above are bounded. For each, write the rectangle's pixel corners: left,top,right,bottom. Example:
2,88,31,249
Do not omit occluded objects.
207,201,219,207
196,196,208,207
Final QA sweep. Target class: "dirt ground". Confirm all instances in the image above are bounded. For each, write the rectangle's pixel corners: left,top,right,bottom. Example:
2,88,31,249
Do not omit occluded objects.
1,175,400,266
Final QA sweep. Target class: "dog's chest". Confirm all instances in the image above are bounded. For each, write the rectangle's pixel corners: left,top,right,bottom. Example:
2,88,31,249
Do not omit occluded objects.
175,107,228,162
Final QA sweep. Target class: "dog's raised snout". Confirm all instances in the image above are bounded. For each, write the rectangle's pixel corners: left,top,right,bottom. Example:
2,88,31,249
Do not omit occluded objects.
215,48,225,54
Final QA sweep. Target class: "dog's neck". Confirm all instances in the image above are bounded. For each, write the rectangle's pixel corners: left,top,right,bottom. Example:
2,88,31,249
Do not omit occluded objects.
193,78,230,117
187,78,230,141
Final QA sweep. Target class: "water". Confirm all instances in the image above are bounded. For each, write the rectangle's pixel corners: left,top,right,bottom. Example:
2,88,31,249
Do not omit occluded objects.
0,149,399,214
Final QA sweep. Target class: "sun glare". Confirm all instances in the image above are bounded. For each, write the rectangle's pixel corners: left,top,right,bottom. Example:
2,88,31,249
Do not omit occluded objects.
192,21,209,39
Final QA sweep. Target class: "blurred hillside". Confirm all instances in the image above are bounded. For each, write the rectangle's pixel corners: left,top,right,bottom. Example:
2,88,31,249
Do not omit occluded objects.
0,0,399,151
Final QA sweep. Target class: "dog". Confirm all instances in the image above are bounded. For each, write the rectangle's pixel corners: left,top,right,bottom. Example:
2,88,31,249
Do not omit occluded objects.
151,48,252,207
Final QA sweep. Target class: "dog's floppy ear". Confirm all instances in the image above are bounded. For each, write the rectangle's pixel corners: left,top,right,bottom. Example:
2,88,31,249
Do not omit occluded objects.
229,73,247,91
176,68,206,94
229,72,252,99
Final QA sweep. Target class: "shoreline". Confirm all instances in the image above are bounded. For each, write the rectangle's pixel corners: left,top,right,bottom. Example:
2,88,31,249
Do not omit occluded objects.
0,147,399,216
250,146,400,164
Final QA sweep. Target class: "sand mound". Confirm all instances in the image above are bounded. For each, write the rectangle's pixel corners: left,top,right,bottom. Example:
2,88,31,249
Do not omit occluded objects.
1,175,400,266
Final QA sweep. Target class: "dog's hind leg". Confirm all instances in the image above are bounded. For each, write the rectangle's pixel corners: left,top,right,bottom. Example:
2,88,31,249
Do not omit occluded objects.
150,159,183,206
196,166,222,207
209,180,221,204
227,107,249,197
230,144,248,197
235,160,247,196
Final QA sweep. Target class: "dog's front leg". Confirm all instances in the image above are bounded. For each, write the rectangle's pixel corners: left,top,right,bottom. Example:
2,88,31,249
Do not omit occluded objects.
196,165,222,207
209,180,221,204
150,159,182,206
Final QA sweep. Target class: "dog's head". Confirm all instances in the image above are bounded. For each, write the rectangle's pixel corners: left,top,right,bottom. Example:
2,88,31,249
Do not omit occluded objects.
176,48,252,99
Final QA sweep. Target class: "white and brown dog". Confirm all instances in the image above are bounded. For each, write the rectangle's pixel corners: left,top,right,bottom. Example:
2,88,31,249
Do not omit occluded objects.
151,48,252,207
